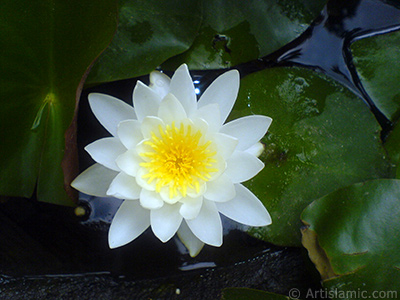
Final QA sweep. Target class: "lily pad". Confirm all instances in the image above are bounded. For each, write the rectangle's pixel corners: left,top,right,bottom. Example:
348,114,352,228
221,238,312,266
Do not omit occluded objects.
162,0,327,70
86,0,202,84
351,29,400,122
301,179,400,296
232,67,393,246
385,120,400,178
0,0,118,205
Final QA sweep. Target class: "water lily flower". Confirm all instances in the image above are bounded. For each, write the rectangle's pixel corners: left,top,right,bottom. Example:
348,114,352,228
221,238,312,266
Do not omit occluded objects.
72,64,272,256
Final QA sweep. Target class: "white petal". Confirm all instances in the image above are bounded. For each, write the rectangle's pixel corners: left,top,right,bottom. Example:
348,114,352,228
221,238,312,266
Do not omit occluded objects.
220,115,272,151
204,174,235,202
245,142,265,157
133,81,162,122
115,149,142,177
192,103,221,133
135,140,151,162
140,189,164,209
177,220,205,257
186,200,222,246
158,93,187,124
85,137,126,171
160,185,182,204
225,151,264,183
71,163,117,197
151,204,182,242
107,172,141,200
169,64,197,117
117,120,143,149
216,184,271,226
179,197,203,220
191,117,209,137
135,167,156,191
209,154,227,180
186,180,207,198
213,132,238,159
140,116,164,139
198,70,239,124
108,200,150,248
149,71,171,99
88,93,136,136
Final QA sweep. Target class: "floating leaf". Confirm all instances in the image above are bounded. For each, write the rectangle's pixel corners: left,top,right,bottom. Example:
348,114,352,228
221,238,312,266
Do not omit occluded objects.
385,120,400,178
86,0,202,84
162,0,327,70
232,67,394,246
351,30,400,122
301,179,400,296
0,0,118,205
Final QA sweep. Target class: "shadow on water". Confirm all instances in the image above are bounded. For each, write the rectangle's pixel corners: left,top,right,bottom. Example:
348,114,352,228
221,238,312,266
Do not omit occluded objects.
0,196,321,299
1,0,400,298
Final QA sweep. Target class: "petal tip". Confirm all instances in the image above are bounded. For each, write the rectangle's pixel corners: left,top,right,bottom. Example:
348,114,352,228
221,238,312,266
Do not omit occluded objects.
108,235,126,249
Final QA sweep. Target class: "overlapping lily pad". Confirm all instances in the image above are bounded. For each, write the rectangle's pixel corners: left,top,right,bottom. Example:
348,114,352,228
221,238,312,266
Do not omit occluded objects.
385,121,400,178
351,30,400,122
163,0,327,70
0,0,118,205
86,0,202,84
232,67,394,246
301,179,400,296
88,0,327,83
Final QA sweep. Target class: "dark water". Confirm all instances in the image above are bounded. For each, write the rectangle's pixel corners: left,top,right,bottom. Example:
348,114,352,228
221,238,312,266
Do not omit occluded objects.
1,0,400,298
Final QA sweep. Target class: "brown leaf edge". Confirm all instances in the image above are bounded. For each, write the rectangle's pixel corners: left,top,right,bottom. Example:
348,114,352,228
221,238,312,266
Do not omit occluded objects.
61,67,88,204
62,21,119,205
301,224,336,281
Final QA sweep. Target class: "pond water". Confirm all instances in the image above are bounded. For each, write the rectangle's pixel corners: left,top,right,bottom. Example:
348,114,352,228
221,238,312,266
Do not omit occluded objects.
1,0,400,298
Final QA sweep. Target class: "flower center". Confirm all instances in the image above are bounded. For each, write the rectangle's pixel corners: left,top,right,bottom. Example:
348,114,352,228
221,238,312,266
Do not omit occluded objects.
139,122,218,199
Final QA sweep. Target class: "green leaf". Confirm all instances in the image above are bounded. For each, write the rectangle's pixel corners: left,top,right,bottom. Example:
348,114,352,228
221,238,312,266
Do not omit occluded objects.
162,0,327,70
222,288,293,300
301,179,400,297
0,0,118,206
86,0,202,84
232,67,394,246
385,121,400,178
351,30,400,122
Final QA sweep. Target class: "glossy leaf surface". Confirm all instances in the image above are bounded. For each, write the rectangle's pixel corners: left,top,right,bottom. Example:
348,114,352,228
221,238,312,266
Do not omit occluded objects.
301,179,400,296
86,0,202,84
232,67,393,246
0,0,118,205
351,30,400,122
163,0,327,70
385,121,400,178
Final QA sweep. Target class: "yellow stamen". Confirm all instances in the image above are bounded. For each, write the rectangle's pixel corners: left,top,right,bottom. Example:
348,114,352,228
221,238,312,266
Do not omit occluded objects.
139,122,218,199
